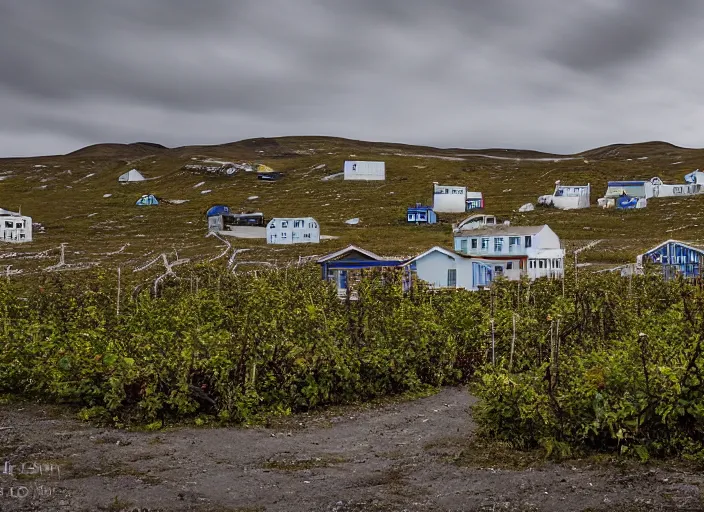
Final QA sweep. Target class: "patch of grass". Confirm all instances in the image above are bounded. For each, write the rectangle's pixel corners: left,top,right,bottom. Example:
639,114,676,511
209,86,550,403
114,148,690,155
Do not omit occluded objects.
426,438,547,470
263,454,347,471
101,496,132,512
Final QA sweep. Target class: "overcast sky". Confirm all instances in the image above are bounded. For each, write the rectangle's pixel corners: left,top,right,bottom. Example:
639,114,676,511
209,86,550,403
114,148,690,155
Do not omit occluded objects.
1,0,703,157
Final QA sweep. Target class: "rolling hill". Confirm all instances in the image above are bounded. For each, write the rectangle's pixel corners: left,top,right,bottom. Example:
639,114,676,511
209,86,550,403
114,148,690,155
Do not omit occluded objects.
1,136,703,276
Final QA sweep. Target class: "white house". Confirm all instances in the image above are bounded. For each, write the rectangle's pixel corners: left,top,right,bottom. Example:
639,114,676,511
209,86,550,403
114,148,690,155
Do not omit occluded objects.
432,183,484,213
0,208,32,243
649,176,703,198
538,181,590,209
404,225,564,291
267,217,320,244
343,161,385,181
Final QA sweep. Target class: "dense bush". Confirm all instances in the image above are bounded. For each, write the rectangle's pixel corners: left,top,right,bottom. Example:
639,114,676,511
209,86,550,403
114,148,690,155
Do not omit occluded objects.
0,265,491,425
4,261,704,461
473,269,704,461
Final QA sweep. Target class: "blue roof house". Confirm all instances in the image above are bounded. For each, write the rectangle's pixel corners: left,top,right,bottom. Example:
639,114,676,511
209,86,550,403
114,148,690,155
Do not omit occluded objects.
317,245,406,298
407,204,437,224
637,240,704,280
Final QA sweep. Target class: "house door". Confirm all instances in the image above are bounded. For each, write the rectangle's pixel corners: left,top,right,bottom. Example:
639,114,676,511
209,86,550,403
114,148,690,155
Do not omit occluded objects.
338,271,348,290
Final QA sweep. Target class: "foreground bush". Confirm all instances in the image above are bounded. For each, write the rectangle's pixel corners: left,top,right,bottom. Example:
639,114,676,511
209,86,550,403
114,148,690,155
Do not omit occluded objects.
474,270,704,461
0,265,489,425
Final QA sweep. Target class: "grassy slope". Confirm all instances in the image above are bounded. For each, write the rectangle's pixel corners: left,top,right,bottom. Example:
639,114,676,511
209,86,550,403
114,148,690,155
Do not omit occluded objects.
1,136,703,273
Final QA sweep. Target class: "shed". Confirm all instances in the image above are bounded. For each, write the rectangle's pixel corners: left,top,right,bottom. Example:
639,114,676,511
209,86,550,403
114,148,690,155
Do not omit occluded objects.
343,161,385,181
406,204,437,224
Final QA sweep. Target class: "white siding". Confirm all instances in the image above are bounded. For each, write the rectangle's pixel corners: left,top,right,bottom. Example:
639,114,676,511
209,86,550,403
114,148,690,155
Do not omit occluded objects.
344,161,385,181
267,217,320,244
433,185,467,213
0,215,32,243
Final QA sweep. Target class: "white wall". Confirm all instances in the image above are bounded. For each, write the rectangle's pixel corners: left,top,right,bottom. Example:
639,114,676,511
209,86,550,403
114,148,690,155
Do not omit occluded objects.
433,185,467,213
267,217,320,244
651,183,702,198
344,161,385,180
0,215,32,243
414,251,458,288
532,226,561,250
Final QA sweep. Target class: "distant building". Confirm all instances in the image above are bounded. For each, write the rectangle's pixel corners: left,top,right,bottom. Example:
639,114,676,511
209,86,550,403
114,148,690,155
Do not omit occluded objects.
317,245,406,298
0,208,32,243
267,217,320,244
636,240,704,280
450,224,565,289
406,204,437,224
343,161,385,181
208,212,265,232
538,181,590,209
432,183,483,213
257,171,283,181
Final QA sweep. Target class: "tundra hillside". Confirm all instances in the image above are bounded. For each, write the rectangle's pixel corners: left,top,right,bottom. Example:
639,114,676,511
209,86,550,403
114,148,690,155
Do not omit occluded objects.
1,137,704,273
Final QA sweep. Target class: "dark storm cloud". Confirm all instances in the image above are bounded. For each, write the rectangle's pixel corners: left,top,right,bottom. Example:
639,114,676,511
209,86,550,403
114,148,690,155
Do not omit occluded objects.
0,0,703,157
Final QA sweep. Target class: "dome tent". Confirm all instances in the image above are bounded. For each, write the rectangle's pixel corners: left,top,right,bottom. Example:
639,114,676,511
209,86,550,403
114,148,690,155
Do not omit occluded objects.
119,169,146,182
136,194,159,206
206,205,230,217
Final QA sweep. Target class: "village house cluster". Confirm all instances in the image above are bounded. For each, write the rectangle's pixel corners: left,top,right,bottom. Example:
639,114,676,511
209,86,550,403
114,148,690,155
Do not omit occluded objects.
4,158,704,288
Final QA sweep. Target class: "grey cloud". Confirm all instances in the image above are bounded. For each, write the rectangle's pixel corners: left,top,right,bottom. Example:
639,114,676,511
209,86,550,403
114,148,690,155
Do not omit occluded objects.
1,0,704,157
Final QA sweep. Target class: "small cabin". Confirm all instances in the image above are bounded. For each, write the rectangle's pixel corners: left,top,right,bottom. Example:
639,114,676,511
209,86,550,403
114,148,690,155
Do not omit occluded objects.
637,240,704,280
317,245,405,298
406,204,437,224
343,161,385,181
0,208,32,243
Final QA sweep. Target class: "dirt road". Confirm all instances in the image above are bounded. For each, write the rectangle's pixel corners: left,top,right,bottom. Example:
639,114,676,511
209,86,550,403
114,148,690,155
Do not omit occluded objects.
1,388,703,511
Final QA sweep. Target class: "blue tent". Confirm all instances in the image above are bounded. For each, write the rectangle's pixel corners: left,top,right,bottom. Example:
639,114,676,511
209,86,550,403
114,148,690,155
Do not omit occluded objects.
616,193,639,209
206,205,230,217
136,194,159,206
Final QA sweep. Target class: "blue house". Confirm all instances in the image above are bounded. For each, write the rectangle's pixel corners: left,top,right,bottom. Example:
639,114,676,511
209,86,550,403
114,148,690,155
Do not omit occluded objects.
317,245,406,297
637,240,704,279
407,204,437,224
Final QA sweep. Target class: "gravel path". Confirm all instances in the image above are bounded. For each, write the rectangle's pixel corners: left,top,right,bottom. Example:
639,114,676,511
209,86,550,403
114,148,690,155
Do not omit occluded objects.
1,388,702,511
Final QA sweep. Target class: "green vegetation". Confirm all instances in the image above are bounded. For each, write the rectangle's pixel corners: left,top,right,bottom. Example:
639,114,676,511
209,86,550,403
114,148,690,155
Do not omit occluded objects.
2,251,704,464
474,268,704,463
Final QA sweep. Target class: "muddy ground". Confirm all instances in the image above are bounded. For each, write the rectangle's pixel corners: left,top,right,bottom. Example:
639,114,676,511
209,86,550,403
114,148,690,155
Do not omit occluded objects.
1,387,703,512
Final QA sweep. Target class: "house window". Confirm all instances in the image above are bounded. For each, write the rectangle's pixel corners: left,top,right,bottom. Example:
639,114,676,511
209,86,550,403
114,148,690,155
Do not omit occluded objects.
292,232,300,240
4,221,11,229
408,214,415,222
525,236,532,248
452,189,463,194
509,236,520,247
304,233,311,239
494,265,503,273
487,218,495,224
460,239,468,253
471,239,478,249
481,238,490,250
281,232,287,239
281,221,288,228
539,260,544,269
294,220,304,228
507,262,513,270
494,238,503,252
447,269,457,287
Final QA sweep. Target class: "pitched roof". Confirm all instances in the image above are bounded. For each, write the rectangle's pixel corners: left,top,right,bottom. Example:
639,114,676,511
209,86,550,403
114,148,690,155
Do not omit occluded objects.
640,239,704,257
401,246,464,266
317,245,383,263
455,225,546,237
